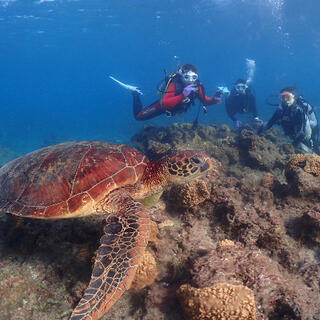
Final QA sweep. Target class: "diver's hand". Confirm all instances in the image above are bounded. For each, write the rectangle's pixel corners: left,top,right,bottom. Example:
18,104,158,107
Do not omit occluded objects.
254,117,264,124
183,84,197,97
213,89,223,99
234,120,242,129
257,123,267,135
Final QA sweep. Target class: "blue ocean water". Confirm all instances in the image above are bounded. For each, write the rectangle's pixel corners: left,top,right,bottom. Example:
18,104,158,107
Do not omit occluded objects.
0,0,319,154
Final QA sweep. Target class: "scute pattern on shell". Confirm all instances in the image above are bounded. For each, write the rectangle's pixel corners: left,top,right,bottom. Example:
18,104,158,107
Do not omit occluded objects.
0,141,147,218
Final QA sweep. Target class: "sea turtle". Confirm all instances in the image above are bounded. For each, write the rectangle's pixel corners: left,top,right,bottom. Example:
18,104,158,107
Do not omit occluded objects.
0,141,213,320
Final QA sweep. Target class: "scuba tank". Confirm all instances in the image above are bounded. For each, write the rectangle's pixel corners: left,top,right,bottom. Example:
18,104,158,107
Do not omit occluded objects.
157,70,179,97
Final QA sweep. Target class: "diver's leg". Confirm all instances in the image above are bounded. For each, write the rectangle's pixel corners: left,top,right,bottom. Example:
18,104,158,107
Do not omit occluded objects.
133,91,143,118
133,94,164,121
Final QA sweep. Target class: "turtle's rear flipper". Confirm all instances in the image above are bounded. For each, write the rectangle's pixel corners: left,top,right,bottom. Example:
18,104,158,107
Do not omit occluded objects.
70,196,151,320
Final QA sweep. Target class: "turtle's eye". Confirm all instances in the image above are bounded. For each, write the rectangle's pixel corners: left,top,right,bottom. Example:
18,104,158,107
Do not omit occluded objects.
191,156,203,165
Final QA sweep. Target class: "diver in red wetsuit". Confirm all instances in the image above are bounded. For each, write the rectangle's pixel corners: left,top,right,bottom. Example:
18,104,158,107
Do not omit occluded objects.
133,63,223,121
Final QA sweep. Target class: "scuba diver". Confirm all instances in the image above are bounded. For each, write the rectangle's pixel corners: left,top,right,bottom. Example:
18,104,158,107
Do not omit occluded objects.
225,79,263,129
110,63,223,121
259,87,319,154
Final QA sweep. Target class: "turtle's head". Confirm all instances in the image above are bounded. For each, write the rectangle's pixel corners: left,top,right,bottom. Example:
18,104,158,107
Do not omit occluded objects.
137,151,212,201
163,150,213,184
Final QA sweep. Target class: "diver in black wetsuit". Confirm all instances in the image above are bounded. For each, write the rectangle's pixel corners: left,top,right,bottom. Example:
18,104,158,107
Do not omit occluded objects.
225,79,263,128
259,87,319,154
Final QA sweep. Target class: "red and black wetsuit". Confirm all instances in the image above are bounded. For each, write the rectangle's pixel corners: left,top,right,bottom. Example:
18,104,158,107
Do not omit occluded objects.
133,77,222,121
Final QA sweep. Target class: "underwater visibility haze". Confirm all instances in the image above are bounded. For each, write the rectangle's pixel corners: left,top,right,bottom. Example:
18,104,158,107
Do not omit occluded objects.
0,0,319,153
1,1,320,320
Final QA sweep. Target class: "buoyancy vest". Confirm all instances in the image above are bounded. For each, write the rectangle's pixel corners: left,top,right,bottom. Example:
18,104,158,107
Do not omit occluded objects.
279,96,317,140
297,96,320,144
159,73,204,115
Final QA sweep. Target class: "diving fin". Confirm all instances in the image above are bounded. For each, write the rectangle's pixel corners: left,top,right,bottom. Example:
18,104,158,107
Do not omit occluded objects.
109,76,143,95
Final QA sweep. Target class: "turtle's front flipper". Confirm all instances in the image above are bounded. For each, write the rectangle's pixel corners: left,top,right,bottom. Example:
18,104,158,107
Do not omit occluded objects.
70,196,152,320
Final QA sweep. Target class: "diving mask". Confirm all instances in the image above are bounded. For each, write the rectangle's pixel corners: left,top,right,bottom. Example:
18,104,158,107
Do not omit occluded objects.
182,71,198,84
235,83,248,94
280,92,295,105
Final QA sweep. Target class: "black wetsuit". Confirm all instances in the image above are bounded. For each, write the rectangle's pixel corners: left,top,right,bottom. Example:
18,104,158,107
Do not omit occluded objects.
225,89,257,121
264,96,319,147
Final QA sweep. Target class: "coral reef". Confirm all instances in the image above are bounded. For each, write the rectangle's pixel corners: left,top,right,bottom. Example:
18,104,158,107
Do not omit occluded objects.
293,210,320,246
190,241,320,319
131,250,158,290
285,153,320,197
286,153,320,176
260,172,275,188
236,129,286,171
177,282,256,320
132,124,291,184
132,123,220,160
167,180,211,208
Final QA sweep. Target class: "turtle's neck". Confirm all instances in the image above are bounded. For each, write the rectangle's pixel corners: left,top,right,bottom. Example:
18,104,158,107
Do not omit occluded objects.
140,158,168,194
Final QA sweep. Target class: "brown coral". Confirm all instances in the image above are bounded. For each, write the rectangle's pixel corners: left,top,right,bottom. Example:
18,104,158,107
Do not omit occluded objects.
190,242,320,319
148,140,172,158
131,250,158,290
294,210,320,246
217,239,235,248
261,172,274,188
130,223,159,290
237,129,287,171
285,154,320,197
177,282,256,320
285,153,320,176
168,180,211,208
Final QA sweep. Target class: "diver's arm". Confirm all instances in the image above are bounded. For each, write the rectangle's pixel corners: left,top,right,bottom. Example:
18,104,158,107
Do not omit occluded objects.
199,86,222,106
250,95,263,123
225,97,237,121
258,109,281,134
161,82,184,110
250,94,258,118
